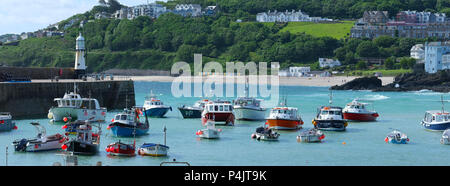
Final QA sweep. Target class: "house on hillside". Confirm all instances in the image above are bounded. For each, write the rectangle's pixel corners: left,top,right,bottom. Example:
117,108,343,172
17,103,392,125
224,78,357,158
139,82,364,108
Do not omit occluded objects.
256,10,312,22
362,11,389,25
424,41,450,73
173,4,202,17
411,44,425,63
319,58,341,68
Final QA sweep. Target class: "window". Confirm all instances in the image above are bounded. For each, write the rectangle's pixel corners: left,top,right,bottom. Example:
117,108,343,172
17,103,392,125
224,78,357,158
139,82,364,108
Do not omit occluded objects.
209,105,213,111
214,106,218,111
115,115,120,120
121,115,127,120
219,105,223,111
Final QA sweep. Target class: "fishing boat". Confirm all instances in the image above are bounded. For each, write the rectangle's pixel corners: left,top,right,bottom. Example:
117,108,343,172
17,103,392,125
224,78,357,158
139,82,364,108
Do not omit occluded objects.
233,97,266,121
62,120,91,135
385,130,409,144
343,99,379,121
107,108,149,137
12,122,67,152
297,128,325,143
201,100,235,126
48,84,107,122
421,96,450,131
62,123,101,155
106,140,136,157
441,129,450,145
0,112,17,131
142,91,172,118
265,106,303,130
313,91,347,131
178,99,209,118
138,126,169,156
196,120,222,139
251,126,279,141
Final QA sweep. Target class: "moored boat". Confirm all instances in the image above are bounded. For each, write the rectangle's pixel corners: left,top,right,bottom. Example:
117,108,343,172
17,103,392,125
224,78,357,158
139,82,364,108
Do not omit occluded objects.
142,91,172,118
13,122,67,152
201,100,235,126
441,129,450,145
297,128,325,143
62,120,91,135
233,97,266,121
108,108,149,137
343,99,379,121
313,91,347,131
421,96,450,131
196,120,221,139
48,84,107,122
251,126,279,141
178,99,209,118
0,112,17,131
385,130,409,144
265,106,303,130
138,126,169,156
106,140,136,157
62,123,101,155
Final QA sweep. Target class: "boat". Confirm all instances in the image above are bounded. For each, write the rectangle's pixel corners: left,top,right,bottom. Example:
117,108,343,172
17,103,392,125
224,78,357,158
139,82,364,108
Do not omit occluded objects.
178,99,209,118
421,96,450,131
297,128,325,143
107,108,149,137
312,91,347,131
343,99,379,121
106,140,136,157
12,122,67,152
62,122,101,155
0,112,17,131
441,129,450,145
48,84,107,122
201,100,235,126
196,120,222,139
251,126,279,141
385,130,409,144
62,120,91,135
265,106,303,130
233,97,266,121
142,91,172,118
138,126,169,156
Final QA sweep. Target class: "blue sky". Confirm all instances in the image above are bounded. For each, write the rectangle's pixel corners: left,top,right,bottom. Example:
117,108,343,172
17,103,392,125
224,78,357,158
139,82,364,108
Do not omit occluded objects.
0,0,164,35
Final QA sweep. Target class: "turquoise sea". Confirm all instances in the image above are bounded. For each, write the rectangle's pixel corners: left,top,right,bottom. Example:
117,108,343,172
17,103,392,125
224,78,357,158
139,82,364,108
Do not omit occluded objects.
1,81,449,166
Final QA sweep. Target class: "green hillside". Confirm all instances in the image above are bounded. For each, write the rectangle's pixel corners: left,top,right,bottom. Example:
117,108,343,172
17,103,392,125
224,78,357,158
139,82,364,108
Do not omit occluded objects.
279,21,355,40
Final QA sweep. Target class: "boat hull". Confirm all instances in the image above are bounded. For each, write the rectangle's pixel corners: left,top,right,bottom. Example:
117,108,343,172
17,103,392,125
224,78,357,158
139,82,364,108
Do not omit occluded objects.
343,112,378,121
254,133,278,141
422,121,450,131
144,107,170,118
387,137,408,144
441,137,450,145
197,129,220,139
297,135,324,143
109,125,149,137
66,140,99,155
234,108,266,121
106,143,135,156
202,113,235,126
178,107,202,118
49,107,106,122
266,119,302,130
313,120,347,131
138,144,169,156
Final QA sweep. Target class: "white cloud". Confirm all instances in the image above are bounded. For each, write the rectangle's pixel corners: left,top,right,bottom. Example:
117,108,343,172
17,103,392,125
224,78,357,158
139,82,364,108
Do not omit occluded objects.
0,0,164,35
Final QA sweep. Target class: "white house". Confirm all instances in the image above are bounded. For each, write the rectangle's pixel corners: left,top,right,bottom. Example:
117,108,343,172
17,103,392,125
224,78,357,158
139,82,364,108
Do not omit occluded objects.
410,44,425,63
256,10,311,22
174,4,202,17
319,58,341,68
289,67,310,77
424,41,450,73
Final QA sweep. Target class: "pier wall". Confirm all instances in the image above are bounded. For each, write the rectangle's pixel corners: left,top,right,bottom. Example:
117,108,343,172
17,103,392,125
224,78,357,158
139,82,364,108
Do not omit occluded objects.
0,80,135,118
0,67,75,79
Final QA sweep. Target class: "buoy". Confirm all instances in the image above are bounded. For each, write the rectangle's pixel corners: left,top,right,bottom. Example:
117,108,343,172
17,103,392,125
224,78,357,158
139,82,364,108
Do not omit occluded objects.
13,126,18,130
63,117,68,123
62,125,68,129
111,119,115,122
47,113,53,119
342,142,346,145
61,144,67,150
218,129,222,132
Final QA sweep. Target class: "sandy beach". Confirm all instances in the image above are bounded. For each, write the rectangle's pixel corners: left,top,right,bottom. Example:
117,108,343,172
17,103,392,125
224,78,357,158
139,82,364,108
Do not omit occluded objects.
127,75,394,87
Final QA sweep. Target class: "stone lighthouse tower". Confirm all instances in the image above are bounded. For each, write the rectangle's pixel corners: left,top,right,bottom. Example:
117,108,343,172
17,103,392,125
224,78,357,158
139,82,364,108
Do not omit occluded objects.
74,33,87,78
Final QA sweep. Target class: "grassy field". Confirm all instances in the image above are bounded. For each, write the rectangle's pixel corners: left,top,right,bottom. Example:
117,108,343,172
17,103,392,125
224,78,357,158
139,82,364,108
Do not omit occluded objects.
279,21,355,39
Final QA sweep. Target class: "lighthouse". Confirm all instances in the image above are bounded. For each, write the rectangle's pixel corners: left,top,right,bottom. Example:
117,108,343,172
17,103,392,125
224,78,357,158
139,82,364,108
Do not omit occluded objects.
74,33,87,78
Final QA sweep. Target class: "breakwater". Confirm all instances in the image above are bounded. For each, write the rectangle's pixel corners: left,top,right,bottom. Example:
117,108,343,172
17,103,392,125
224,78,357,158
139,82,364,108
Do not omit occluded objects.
0,80,135,118
0,67,75,79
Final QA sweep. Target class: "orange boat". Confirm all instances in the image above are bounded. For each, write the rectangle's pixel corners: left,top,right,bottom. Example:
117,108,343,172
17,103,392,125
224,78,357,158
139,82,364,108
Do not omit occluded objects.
265,107,303,130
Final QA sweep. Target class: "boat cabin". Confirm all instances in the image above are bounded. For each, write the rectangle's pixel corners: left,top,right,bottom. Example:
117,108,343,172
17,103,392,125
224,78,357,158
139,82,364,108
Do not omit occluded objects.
234,97,262,108
423,111,450,123
317,106,343,120
204,101,233,113
193,99,209,108
269,107,299,119
113,110,138,125
144,98,165,107
54,92,101,109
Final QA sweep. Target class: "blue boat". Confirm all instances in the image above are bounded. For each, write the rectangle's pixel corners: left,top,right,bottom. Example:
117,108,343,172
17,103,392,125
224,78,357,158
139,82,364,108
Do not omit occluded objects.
108,108,149,137
0,112,16,131
385,130,409,144
143,91,172,118
421,97,450,131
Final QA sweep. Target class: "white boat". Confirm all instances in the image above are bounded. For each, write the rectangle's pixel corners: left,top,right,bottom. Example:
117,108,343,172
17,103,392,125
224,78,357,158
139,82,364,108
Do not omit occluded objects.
12,122,66,152
297,128,325,143
385,130,409,144
138,126,170,156
421,96,450,131
196,120,221,139
441,129,450,145
48,84,107,122
251,126,279,141
342,99,379,121
233,97,266,121
201,100,235,126
313,91,347,131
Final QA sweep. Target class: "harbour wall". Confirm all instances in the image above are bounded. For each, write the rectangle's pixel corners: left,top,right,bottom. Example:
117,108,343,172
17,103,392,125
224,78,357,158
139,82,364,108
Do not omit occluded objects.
0,67,75,79
0,80,135,118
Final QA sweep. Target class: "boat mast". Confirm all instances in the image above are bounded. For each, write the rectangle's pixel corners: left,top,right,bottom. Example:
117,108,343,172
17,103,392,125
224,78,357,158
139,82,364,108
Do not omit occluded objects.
329,90,333,105
441,95,445,114
163,125,167,146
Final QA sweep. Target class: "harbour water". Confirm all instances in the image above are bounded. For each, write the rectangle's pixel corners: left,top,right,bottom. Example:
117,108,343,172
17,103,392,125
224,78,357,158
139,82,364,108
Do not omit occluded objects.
1,81,449,166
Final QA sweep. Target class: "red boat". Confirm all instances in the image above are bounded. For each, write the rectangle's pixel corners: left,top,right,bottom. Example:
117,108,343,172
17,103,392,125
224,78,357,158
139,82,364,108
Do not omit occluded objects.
105,140,136,157
342,99,379,121
201,100,235,126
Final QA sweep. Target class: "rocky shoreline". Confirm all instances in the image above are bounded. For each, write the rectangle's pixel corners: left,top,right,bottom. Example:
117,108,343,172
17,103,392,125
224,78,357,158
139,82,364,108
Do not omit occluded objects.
331,70,450,92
